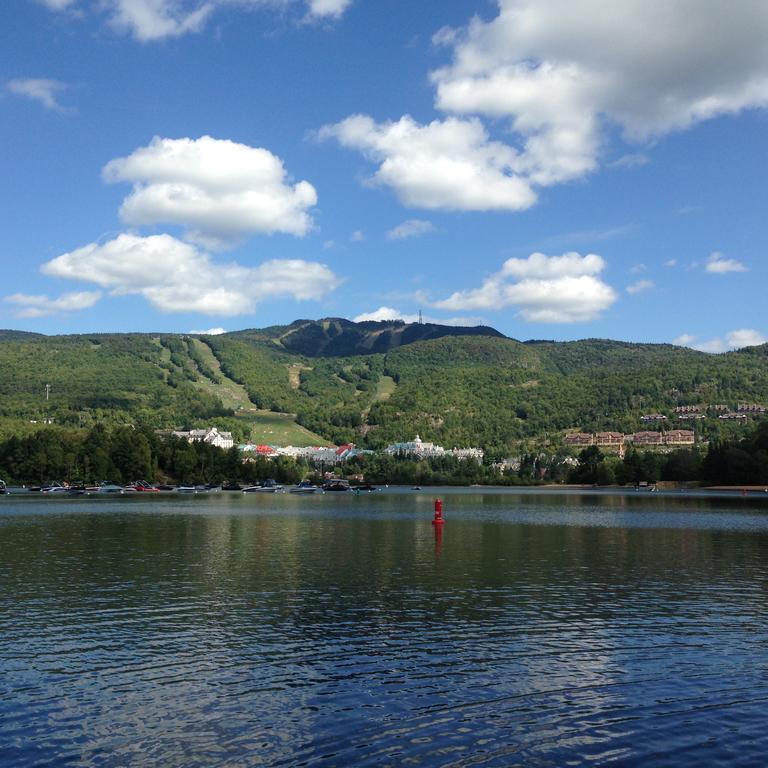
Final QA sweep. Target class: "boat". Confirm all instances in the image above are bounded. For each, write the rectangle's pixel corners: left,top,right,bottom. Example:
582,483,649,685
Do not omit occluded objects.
243,479,284,493
289,480,322,494
177,484,197,493
0,479,6,495
352,483,377,492
128,480,160,492
221,481,243,491
40,481,68,494
90,481,124,494
322,479,351,492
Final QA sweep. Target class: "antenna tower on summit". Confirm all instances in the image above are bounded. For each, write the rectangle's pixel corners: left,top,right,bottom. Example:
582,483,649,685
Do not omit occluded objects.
418,310,423,325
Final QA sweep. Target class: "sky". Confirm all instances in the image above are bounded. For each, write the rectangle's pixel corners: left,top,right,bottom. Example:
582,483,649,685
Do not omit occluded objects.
2,0,767,351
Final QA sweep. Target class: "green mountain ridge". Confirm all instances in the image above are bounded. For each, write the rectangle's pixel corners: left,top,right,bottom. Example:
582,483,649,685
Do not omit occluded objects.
1,318,766,454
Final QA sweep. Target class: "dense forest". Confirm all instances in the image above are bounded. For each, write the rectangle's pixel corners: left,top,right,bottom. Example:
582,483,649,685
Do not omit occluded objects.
0,320,767,459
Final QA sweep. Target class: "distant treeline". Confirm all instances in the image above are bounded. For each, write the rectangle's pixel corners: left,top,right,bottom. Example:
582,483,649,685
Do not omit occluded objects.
568,420,768,486
1,421,767,487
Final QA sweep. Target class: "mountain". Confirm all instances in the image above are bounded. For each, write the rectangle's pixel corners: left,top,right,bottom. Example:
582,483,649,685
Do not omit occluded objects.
0,319,766,454
228,317,506,357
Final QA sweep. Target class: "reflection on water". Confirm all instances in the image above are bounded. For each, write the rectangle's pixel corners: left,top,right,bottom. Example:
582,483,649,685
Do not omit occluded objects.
2,490,768,766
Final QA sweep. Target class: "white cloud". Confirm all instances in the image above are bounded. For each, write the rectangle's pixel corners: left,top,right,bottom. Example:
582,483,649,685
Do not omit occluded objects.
107,0,214,42
387,219,435,240
190,327,227,335
307,0,353,19
431,0,768,188
354,306,415,322
7,78,69,111
610,153,650,169
352,306,483,326
41,233,340,316
629,263,646,274
350,230,365,242
664,259,678,268
672,333,696,347
433,251,617,323
39,0,353,41
705,251,748,274
36,0,76,8
726,329,767,349
674,329,766,353
319,114,536,211
4,291,101,318
626,279,654,295
103,136,317,248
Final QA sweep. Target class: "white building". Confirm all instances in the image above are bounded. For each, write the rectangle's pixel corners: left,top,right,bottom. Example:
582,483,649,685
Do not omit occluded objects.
172,427,234,450
385,435,484,463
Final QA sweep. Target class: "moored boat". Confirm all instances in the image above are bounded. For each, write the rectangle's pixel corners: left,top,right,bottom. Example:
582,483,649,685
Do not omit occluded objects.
289,480,322,494
243,478,284,493
322,479,351,492
0,479,6,495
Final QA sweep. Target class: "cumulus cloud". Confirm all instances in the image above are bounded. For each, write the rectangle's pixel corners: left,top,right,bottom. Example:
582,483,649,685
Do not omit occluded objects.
705,251,748,274
430,0,768,188
190,327,227,335
307,0,353,19
39,0,353,41
626,279,654,295
108,0,214,41
387,219,436,240
103,136,317,248
41,233,340,316
4,291,101,318
7,78,70,111
674,329,766,353
353,306,483,326
433,251,617,323
319,114,536,211
672,333,697,347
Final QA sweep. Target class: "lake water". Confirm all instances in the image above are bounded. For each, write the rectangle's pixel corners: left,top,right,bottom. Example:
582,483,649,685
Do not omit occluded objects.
3,488,768,766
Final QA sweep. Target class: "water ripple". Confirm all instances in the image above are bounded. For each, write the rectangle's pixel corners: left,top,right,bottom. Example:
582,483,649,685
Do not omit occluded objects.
3,493,768,765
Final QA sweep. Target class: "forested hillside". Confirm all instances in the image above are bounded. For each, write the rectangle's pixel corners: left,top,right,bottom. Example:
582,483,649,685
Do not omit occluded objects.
0,320,766,453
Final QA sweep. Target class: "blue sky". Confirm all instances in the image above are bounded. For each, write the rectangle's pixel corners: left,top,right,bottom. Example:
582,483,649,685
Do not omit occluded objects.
2,0,767,351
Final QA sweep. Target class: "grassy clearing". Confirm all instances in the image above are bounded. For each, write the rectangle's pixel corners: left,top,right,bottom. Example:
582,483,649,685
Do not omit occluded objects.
235,409,328,446
374,375,396,402
186,340,326,445
188,338,253,411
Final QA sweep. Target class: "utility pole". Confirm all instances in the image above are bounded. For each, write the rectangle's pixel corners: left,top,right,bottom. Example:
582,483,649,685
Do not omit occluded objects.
45,384,51,402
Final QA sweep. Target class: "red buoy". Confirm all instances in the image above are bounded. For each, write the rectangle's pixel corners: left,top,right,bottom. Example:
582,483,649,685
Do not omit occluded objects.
432,498,445,525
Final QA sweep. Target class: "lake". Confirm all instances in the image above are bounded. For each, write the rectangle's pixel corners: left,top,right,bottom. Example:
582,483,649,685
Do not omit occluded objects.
2,488,768,766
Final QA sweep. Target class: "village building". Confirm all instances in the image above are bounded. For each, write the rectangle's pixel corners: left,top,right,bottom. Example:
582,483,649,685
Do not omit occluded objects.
564,433,594,447
736,403,767,414
171,426,234,449
630,431,664,446
385,435,484,463
595,432,624,446
665,430,695,446
385,434,445,459
640,414,667,422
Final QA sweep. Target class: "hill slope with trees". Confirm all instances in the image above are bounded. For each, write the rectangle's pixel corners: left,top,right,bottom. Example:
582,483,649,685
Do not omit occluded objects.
0,320,766,455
